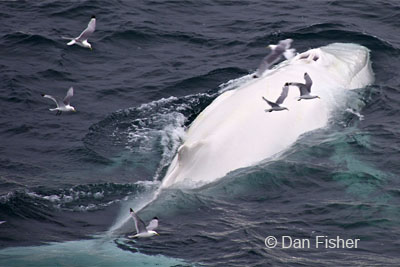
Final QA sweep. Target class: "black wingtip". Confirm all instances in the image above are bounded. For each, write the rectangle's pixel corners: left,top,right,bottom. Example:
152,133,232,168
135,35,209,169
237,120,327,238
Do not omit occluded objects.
129,208,133,213
41,94,45,97
91,15,96,19
153,217,159,220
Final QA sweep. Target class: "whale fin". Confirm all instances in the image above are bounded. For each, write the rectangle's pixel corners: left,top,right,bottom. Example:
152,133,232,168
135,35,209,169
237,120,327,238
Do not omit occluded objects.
177,141,205,164
161,141,206,188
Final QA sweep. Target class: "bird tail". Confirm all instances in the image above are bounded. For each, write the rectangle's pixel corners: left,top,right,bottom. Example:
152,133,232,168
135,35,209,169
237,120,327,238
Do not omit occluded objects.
61,37,76,45
67,39,76,46
49,108,58,111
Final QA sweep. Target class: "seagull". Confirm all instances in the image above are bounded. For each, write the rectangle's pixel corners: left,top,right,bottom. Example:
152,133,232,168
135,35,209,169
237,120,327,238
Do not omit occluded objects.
262,83,289,112
128,208,159,238
253,39,296,78
288,72,320,100
62,16,96,50
42,87,76,115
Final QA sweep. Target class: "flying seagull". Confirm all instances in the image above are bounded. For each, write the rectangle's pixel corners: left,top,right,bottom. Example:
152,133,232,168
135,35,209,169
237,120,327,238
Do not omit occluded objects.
262,83,289,112
62,16,96,50
288,72,320,100
253,38,296,78
128,208,159,238
42,87,76,115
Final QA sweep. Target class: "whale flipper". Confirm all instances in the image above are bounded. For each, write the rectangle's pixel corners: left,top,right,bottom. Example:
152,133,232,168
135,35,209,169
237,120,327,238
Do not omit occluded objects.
178,141,205,161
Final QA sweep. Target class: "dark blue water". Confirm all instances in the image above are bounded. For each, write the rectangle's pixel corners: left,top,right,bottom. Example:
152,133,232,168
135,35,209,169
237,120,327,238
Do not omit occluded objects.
1,0,400,266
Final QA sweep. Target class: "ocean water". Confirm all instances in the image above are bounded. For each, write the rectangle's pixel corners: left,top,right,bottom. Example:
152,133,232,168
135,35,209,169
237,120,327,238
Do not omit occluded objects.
0,0,400,266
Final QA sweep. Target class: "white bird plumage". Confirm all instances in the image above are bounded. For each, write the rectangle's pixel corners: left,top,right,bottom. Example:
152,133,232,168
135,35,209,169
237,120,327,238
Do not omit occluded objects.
253,38,296,78
288,72,320,100
262,83,290,112
63,16,96,50
42,87,76,115
128,208,159,238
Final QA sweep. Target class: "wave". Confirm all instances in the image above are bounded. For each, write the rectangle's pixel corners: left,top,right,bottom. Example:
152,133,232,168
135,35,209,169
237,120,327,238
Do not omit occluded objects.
0,182,159,215
84,92,220,181
247,23,400,58
100,29,157,45
0,239,192,267
0,181,160,247
1,32,59,47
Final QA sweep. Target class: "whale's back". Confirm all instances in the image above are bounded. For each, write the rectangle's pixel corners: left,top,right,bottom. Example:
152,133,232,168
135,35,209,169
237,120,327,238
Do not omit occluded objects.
161,43,374,189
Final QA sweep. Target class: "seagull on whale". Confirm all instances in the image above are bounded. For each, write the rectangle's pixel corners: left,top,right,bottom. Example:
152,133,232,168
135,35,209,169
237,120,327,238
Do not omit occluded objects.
42,87,76,115
288,72,320,100
128,208,159,238
253,38,296,78
262,83,290,112
62,16,96,50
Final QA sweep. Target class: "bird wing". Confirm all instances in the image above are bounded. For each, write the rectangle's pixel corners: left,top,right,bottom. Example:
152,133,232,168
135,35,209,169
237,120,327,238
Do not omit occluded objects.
256,48,285,77
255,56,273,78
262,96,279,108
277,38,293,48
130,208,147,234
304,74,313,93
275,85,289,105
76,18,96,41
256,39,294,77
63,87,74,105
290,82,309,96
146,218,159,231
42,94,62,108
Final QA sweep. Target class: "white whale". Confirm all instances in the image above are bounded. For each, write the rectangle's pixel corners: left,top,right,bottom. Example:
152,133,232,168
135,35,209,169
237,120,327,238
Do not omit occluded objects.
161,43,374,189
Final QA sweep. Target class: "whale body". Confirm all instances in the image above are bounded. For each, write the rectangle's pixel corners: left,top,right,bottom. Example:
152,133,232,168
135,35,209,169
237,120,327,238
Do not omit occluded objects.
161,43,374,189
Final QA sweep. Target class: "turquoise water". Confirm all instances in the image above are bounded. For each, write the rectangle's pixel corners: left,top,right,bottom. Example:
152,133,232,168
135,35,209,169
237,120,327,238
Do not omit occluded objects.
0,239,190,267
